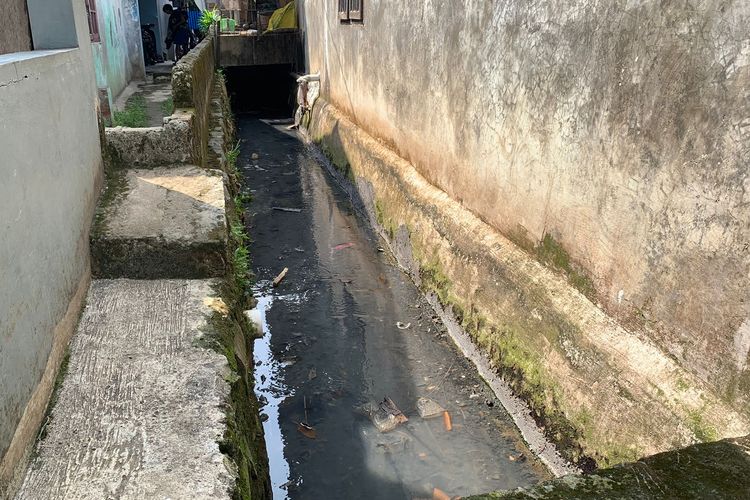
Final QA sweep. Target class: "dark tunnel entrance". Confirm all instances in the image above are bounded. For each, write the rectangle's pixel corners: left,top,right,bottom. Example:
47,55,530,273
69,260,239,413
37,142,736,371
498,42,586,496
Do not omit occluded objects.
224,64,296,118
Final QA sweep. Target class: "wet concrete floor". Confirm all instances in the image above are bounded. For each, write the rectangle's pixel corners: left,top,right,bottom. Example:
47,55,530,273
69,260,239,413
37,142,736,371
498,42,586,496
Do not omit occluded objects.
238,117,549,499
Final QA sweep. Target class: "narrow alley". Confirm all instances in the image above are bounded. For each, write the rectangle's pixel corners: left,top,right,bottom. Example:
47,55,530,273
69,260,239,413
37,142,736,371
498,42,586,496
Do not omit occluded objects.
3,1,750,499
239,118,547,498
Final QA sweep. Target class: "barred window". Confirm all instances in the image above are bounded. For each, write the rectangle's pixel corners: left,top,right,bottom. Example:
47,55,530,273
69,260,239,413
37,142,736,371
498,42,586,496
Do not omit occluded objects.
338,0,362,22
85,0,100,42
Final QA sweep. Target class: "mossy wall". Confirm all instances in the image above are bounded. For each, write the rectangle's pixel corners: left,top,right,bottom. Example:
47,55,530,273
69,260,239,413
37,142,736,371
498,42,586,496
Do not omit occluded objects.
172,33,218,168
305,99,750,470
468,435,750,499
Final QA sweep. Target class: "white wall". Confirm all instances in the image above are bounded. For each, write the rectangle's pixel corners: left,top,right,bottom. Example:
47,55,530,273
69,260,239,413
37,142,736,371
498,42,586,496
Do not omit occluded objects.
0,0,103,493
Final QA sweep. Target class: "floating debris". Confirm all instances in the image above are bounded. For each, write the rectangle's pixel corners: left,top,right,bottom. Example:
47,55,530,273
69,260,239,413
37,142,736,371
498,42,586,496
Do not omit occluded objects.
396,322,411,330
273,267,289,287
432,487,451,500
416,397,445,419
359,397,408,433
332,242,355,252
272,206,302,213
297,422,317,439
443,411,453,432
308,367,317,380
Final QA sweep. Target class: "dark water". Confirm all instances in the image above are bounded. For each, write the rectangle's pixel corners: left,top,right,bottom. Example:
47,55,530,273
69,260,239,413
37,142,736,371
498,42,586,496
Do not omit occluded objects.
238,117,548,499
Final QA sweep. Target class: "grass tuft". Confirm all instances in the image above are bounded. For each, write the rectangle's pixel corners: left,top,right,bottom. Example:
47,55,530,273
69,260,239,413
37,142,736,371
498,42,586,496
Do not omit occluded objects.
113,94,148,127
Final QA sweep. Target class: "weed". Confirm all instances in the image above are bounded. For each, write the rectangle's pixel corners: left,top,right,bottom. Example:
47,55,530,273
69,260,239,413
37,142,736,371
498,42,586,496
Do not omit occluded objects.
113,94,148,127
227,140,241,171
199,9,221,35
160,96,174,116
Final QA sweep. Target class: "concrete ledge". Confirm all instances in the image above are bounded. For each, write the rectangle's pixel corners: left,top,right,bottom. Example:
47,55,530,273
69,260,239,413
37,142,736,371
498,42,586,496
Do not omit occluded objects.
219,32,300,67
91,166,228,279
15,279,235,499
306,99,750,468
104,110,193,168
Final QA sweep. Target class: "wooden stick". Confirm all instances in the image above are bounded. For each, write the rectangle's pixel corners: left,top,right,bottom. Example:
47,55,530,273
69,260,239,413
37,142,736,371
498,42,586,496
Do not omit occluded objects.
273,267,288,287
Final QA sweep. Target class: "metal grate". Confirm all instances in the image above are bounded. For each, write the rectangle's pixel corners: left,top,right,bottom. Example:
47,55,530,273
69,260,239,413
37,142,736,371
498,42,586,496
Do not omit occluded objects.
348,0,362,21
338,0,349,21
85,0,100,42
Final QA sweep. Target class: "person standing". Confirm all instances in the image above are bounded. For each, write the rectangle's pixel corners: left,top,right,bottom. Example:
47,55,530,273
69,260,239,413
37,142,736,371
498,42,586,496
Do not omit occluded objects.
163,4,190,61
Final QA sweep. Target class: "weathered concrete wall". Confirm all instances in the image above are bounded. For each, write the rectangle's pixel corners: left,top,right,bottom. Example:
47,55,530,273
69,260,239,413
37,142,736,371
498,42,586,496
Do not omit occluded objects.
219,32,300,66
299,0,750,425
94,0,146,101
306,101,750,468
0,1,103,494
173,34,218,167
105,110,194,167
0,0,32,55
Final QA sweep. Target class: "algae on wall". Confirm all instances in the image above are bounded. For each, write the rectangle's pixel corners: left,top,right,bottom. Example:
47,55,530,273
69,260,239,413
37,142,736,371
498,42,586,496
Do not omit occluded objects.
303,100,750,472
468,435,750,499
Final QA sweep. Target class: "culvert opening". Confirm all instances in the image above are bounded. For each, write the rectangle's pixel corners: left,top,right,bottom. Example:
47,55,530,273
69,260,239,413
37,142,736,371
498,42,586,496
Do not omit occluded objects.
224,65,296,118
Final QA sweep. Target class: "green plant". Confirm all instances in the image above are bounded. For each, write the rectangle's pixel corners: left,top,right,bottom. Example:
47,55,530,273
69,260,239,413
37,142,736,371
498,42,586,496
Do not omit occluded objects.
199,9,221,35
227,140,241,171
160,96,174,116
112,94,148,127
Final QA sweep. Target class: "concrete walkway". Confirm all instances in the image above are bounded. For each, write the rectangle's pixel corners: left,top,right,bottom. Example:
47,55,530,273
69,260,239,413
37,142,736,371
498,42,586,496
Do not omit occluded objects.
16,152,234,497
16,280,233,499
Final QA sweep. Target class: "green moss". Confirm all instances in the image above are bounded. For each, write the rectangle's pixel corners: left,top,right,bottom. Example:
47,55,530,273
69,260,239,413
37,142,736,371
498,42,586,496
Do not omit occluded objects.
687,409,719,442
468,436,750,499
36,348,71,443
321,144,355,182
676,378,690,391
113,94,148,127
536,234,596,299
93,167,128,235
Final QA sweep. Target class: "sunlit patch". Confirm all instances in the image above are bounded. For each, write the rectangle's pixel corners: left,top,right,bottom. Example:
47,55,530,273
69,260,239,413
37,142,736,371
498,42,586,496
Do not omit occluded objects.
138,174,225,208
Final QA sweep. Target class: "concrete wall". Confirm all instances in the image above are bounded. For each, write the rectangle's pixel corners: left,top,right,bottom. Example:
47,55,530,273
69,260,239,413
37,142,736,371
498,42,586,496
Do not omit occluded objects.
94,0,146,103
0,0,103,494
173,34,218,166
0,0,32,55
299,1,750,418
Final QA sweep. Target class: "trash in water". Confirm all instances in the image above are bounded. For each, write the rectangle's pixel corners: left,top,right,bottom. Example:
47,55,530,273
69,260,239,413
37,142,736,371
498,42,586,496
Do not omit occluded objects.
416,397,445,419
443,411,453,432
297,421,317,439
244,308,264,334
203,297,229,317
273,267,289,287
396,322,411,330
359,397,408,433
508,453,526,462
308,367,317,380
377,247,385,252
432,487,451,500
272,206,302,213
251,153,260,160
281,356,299,367
332,242,355,252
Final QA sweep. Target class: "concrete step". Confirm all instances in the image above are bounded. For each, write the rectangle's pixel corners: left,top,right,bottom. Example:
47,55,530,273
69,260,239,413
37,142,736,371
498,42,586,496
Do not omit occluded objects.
16,279,234,499
91,165,228,279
